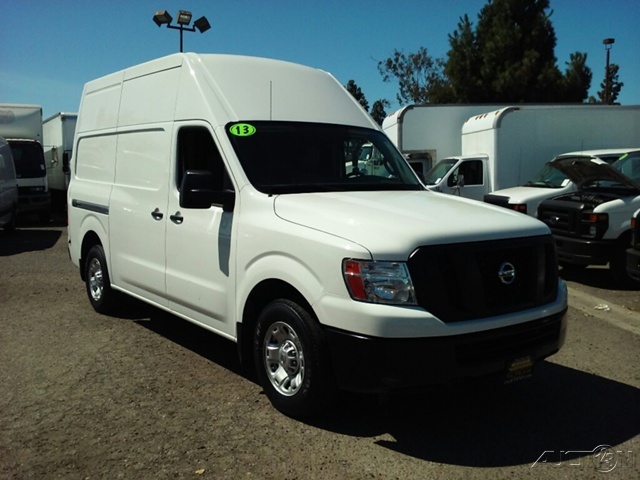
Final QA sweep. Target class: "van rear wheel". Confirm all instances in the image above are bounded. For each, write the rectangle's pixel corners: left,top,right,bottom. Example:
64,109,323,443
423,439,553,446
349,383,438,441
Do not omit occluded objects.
254,299,336,418
85,245,119,314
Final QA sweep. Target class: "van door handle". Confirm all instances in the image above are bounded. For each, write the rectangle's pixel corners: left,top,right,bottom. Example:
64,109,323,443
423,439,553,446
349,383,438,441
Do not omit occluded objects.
170,212,184,225
151,208,164,221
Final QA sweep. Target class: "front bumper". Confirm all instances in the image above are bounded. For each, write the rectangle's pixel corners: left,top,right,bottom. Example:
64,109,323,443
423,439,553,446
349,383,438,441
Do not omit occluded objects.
17,191,51,215
553,235,614,266
325,308,567,393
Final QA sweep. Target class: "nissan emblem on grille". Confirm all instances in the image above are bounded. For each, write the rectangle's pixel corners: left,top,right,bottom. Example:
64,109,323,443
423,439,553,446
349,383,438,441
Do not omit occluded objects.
498,262,516,285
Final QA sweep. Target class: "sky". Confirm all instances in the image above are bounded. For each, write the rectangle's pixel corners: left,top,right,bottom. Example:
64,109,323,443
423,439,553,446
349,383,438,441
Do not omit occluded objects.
2,0,639,120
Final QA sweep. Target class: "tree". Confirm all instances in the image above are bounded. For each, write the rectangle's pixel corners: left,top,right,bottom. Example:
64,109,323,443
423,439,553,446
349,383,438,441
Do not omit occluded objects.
381,0,593,104
561,52,592,103
376,47,446,105
370,99,390,125
596,63,624,104
345,80,369,112
441,0,575,102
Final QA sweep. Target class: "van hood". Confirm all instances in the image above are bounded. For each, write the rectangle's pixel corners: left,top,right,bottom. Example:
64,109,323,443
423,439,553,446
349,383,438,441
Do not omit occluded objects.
273,190,549,258
551,157,640,190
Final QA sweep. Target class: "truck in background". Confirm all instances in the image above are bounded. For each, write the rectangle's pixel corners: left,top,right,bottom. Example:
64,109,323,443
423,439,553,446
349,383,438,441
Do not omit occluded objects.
626,208,640,282
0,136,18,231
537,151,640,285
0,104,50,219
43,112,78,206
382,104,508,181
423,105,640,201
485,148,638,216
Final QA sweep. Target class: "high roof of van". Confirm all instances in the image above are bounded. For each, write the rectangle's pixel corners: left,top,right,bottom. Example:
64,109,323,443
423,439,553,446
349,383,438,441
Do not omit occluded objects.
77,53,378,133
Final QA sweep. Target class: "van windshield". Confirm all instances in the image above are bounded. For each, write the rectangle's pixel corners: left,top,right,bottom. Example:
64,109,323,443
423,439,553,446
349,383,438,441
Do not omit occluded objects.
9,141,46,179
225,121,423,194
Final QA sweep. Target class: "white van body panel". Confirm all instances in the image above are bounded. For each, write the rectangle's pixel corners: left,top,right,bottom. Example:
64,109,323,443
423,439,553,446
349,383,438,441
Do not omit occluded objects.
68,54,568,406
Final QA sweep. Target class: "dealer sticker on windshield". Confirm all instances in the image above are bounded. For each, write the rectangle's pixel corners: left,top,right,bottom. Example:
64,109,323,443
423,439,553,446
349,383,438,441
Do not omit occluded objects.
505,356,533,384
229,123,256,137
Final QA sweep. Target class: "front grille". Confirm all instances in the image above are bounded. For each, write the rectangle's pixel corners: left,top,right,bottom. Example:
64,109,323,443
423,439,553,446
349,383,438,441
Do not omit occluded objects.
538,199,588,236
407,235,558,322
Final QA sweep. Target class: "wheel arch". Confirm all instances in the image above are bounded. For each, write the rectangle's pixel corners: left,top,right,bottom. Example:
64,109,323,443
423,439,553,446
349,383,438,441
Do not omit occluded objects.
237,279,315,368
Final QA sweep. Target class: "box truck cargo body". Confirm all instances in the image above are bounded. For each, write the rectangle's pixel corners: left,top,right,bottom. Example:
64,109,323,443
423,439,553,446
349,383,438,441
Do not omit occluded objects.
0,104,50,218
68,53,567,418
425,105,640,201
382,104,508,181
43,112,78,194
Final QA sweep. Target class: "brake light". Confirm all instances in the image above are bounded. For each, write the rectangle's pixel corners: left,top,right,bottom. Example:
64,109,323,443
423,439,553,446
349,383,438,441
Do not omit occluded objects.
511,204,527,214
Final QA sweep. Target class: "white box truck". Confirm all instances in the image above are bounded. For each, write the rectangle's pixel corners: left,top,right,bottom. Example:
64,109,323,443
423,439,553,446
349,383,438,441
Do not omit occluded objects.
383,104,508,181
43,112,78,199
424,105,640,201
67,53,567,418
0,104,50,219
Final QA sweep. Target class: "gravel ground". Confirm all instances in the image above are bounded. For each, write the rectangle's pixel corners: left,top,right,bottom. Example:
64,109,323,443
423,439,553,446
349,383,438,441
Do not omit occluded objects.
1,215,639,479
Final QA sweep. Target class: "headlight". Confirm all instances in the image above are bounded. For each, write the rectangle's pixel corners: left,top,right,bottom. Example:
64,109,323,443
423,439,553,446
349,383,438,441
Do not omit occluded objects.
342,259,417,305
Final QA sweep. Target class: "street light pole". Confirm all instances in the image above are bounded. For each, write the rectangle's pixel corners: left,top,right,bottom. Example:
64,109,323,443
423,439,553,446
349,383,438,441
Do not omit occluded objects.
603,38,615,104
153,10,211,52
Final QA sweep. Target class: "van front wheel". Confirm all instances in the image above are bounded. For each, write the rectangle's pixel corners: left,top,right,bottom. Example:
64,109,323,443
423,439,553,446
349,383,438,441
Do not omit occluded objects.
85,245,118,315
254,299,336,418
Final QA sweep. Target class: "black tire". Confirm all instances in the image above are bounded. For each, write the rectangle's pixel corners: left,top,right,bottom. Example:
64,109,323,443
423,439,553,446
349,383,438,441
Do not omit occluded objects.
2,207,16,232
610,247,634,287
254,299,336,418
84,244,119,314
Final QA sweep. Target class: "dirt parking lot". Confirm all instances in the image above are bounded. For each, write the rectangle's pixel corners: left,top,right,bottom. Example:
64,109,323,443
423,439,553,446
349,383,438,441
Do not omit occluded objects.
1,217,639,479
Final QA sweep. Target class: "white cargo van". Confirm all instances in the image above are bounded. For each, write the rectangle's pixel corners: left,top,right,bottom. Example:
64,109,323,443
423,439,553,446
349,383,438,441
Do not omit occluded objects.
0,136,18,231
68,53,567,418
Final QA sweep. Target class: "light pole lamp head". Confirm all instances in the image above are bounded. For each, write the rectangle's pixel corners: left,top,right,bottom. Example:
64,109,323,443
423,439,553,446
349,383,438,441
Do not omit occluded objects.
153,10,173,27
193,16,211,33
177,10,193,25
603,38,615,48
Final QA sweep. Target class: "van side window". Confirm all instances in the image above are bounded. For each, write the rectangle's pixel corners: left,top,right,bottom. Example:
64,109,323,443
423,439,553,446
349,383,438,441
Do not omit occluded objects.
177,126,231,191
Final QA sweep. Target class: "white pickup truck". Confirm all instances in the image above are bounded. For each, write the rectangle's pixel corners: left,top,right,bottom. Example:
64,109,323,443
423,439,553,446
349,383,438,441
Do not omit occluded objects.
538,151,640,284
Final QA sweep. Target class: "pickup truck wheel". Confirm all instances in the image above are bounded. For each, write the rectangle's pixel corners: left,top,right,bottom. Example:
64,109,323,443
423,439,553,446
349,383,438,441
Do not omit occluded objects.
85,245,119,315
3,207,16,232
254,299,336,418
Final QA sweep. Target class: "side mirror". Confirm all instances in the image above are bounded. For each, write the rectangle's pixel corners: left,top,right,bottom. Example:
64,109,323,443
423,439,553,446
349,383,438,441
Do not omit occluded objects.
180,170,235,212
